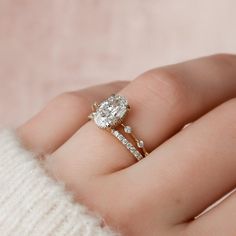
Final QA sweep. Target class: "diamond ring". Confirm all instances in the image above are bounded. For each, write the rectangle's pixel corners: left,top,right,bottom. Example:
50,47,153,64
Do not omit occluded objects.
88,94,149,161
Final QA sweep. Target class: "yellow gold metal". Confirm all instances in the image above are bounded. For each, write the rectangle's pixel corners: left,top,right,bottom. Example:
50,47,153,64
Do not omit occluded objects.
88,113,94,120
121,123,149,157
92,102,99,111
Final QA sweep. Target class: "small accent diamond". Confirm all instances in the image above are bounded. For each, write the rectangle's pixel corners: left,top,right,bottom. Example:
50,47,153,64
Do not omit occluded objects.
127,143,132,149
122,139,128,145
137,140,144,148
124,126,132,133
130,147,136,153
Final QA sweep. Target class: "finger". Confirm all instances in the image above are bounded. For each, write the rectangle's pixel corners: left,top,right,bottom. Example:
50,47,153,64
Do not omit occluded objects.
124,98,236,225
17,81,128,155
50,54,236,178
119,53,236,152
186,190,236,236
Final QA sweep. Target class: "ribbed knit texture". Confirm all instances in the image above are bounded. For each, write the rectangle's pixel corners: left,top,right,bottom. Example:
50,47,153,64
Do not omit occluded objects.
0,130,119,236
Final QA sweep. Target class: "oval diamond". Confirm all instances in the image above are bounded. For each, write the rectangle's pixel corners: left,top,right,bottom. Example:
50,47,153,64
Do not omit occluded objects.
93,95,129,128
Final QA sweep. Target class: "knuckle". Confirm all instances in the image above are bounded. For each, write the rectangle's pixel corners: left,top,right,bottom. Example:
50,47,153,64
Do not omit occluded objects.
210,53,236,68
135,69,189,110
215,98,236,134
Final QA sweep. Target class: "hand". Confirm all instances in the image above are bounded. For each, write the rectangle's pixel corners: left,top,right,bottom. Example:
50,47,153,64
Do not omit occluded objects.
18,54,236,236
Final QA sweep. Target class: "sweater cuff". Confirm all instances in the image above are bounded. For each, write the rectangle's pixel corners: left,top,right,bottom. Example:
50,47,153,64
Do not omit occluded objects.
0,130,118,236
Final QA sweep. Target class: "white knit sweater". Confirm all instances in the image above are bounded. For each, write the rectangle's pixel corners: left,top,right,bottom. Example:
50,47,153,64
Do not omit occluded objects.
0,130,118,236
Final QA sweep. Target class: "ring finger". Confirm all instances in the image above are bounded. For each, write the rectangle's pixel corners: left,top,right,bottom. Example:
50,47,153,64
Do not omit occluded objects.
50,54,236,181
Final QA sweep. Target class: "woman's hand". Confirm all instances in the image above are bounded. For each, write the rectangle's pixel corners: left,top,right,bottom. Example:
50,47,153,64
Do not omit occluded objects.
18,54,236,236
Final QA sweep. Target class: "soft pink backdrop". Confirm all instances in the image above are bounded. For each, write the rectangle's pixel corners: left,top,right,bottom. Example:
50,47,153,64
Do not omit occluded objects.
1,0,236,128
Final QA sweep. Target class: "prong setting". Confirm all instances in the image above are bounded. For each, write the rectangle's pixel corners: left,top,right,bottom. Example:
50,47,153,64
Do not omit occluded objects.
88,112,95,120
92,102,99,111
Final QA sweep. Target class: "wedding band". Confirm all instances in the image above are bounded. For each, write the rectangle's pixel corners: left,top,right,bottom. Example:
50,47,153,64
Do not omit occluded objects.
88,94,149,161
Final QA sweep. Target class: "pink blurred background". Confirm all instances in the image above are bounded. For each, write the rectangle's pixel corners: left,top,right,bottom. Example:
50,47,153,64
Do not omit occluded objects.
0,0,236,128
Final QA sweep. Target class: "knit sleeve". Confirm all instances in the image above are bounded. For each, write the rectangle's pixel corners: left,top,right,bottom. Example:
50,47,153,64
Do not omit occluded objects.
0,130,119,236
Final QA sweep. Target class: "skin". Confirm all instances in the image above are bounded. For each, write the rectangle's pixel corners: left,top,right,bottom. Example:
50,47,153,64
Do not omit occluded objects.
18,54,236,236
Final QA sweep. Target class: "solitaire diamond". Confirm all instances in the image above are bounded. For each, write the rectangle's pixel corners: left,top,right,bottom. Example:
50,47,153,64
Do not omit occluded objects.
93,95,129,128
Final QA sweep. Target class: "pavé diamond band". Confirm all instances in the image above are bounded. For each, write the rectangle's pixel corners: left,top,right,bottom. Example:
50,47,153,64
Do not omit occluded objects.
88,94,149,161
